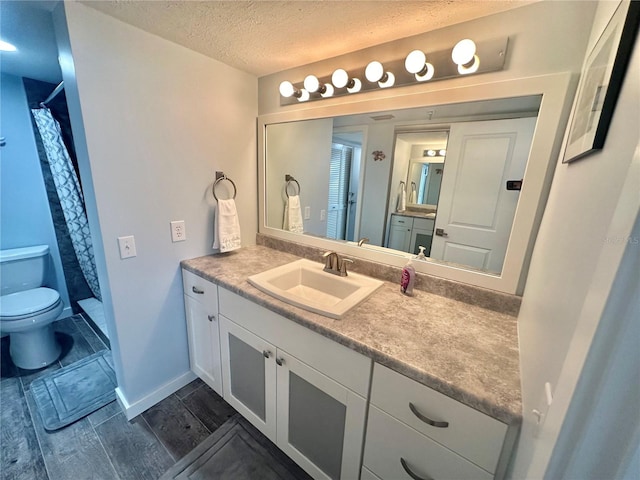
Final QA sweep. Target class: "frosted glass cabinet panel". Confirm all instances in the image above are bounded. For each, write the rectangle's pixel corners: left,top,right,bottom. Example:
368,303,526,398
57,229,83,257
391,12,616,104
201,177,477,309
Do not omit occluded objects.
276,350,367,480
219,316,277,441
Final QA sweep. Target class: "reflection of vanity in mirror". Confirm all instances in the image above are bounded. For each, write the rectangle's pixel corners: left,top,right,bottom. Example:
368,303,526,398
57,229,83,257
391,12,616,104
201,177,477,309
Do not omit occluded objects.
259,74,572,294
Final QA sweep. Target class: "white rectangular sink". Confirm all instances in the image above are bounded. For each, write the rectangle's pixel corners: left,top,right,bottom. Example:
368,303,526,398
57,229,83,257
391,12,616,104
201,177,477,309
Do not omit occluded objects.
247,259,384,319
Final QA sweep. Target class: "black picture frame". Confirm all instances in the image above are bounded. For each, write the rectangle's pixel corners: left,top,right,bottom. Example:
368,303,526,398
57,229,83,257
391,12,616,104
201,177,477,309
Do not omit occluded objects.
562,0,640,164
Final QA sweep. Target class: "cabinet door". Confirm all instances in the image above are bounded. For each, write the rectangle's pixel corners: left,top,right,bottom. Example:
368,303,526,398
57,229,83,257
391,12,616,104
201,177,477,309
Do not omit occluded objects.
276,350,367,480
219,316,277,441
388,224,412,252
184,294,223,395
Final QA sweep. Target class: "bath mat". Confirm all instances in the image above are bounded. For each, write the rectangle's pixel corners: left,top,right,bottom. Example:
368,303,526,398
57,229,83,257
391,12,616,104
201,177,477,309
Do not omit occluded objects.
159,415,310,480
31,349,116,431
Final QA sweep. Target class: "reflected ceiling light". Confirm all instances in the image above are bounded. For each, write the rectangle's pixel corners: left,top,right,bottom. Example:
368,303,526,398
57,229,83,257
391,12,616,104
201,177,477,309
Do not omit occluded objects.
405,50,435,82
452,39,480,74
0,39,17,52
331,68,361,93
365,61,395,88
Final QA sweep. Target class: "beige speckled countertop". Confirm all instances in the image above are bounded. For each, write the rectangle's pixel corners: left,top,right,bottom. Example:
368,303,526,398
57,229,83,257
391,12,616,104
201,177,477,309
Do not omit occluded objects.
181,245,522,425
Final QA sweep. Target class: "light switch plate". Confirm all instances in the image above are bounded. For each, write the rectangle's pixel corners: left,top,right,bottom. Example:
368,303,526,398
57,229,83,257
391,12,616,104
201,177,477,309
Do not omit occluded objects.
118,236,137,259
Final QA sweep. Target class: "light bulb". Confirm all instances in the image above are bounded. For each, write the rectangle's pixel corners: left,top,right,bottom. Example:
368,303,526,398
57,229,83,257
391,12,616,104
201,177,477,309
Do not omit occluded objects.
457,56,480,74
405,50,426,74
332,69,349,88
439,149,447,156
365,61,384,83
347,78,362,93
427,150,436,157
415,63,434,82
321,84,335,98
297,89,310,102
452,39,477,66
303,75,320,93
378,72,395,88
279,80,296,98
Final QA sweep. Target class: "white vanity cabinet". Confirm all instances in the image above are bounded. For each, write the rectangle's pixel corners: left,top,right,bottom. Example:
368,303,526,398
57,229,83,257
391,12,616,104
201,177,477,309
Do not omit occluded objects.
218,287,371,480
388,214,435,255
362,364,512,480
181,269,223,395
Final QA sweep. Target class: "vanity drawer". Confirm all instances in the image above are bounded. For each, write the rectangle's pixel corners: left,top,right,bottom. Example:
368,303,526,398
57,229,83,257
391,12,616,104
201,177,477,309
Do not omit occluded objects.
182,269,218,312
390,214,412,227
412,217,434,232
371,363,507,473
363,406,493,480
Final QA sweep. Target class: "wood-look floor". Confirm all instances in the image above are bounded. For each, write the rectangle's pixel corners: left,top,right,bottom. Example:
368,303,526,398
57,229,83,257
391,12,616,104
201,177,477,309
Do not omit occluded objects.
0,314,237,480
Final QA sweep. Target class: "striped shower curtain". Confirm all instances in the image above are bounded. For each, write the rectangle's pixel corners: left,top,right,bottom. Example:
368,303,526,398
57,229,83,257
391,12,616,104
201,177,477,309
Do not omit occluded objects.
31,107,101,301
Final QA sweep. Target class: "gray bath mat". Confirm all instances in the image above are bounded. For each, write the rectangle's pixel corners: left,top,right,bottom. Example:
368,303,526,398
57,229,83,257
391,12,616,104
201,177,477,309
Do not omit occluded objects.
31,350,116,431
160,415,310,480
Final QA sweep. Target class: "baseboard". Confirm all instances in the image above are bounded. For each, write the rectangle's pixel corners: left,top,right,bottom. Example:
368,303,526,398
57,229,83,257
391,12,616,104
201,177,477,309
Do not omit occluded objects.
115,370,197,420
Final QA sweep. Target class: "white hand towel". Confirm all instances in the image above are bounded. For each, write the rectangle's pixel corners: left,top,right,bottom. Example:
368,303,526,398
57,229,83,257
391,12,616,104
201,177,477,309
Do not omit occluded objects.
409,185,417,204
213,199,241,252
397,183,407,212
283,195,304,233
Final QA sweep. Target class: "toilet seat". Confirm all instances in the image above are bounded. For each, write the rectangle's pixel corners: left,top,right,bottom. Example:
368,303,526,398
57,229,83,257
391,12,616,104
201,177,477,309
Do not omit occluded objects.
0,287,61,320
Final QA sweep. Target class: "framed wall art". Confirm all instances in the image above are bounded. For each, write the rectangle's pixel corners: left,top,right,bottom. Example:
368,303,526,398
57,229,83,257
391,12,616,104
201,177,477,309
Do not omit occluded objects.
563,0,640,163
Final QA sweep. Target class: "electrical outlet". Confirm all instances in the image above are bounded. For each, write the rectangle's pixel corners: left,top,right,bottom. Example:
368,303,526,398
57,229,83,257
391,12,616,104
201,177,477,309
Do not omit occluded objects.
170,220,186,242
118,236,137,259
320,209,326,221
304,206,311,220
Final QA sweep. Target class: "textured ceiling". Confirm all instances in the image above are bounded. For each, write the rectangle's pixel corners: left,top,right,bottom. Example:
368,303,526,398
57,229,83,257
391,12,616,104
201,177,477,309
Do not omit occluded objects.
80,0,535,77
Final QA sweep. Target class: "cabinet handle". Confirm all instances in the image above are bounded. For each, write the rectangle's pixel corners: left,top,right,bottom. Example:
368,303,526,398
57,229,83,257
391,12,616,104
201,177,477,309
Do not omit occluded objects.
263,350,271,358
192,286,204,294
275,357,285,366
409,402,449,428
208,314,215,322
400,458,433,480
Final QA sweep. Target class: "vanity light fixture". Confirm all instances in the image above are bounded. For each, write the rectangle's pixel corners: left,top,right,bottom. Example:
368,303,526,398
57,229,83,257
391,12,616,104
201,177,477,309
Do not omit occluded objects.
278,37,507,105
424,149,446,157
365,61,395,88
405,50,435,81
452,39,480,74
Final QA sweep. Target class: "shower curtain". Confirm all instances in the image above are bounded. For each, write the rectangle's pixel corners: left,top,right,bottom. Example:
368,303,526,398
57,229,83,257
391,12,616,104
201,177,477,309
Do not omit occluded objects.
31,107,101,301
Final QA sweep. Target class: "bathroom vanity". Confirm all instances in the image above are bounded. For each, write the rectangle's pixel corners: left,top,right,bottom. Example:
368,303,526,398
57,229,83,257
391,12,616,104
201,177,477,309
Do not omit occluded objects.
181,243,521,480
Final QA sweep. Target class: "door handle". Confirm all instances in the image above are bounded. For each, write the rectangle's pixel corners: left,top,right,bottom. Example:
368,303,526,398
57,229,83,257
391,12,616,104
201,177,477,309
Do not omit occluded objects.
192,286,204,294
275,357,285,366
207,315,215,322
435,228,448,237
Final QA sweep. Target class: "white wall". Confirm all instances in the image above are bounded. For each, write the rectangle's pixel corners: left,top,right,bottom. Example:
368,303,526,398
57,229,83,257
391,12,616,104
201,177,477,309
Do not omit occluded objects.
513,1,640,476
0,73,71,316
56,2,257,414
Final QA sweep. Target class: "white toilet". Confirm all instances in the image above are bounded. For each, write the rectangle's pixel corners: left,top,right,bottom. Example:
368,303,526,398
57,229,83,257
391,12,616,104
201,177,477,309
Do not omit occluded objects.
0,245,63,370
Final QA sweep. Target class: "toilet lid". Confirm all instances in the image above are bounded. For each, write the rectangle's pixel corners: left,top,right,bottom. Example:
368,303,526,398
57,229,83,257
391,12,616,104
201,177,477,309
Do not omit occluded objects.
0,287,61,318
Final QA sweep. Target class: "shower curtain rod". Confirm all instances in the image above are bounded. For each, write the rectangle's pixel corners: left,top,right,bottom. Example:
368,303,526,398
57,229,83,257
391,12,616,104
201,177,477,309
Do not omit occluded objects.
41,81,64,106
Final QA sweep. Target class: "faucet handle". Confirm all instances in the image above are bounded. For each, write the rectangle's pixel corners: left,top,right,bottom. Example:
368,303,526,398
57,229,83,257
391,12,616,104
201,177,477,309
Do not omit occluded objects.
340,258,354,276
322,251,336,269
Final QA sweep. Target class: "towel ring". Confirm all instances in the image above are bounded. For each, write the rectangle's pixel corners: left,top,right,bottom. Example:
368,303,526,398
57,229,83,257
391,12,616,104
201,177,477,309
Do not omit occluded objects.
285,174,300,198
212,173,237,201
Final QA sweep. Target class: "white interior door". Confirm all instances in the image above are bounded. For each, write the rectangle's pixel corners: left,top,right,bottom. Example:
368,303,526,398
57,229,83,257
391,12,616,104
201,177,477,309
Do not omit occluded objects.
430,117,536,273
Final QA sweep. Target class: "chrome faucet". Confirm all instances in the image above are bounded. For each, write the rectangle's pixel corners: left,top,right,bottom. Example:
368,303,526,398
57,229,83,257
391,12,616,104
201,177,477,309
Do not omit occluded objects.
358,237,370,247
322,251,353,277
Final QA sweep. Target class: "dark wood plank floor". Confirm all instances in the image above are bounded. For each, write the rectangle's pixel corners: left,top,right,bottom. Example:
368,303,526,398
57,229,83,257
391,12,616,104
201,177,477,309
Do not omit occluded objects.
0,314,237,480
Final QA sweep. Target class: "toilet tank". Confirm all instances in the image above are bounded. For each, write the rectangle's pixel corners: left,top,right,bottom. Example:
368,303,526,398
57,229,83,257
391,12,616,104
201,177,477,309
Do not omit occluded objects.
0,245,50,296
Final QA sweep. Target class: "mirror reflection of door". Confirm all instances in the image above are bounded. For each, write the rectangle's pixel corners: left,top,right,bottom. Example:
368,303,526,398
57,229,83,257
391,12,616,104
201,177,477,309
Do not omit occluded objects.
328,132,363,241
430,117,536,273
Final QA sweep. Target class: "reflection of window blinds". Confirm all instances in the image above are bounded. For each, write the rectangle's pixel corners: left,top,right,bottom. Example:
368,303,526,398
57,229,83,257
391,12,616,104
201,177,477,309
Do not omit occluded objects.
327,144,353,240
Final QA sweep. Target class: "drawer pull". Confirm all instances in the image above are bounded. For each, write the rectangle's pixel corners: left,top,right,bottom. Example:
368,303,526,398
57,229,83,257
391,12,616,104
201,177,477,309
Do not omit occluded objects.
400,458,433,480
409,402,449,428
208,315,215,322
192,286,205,294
